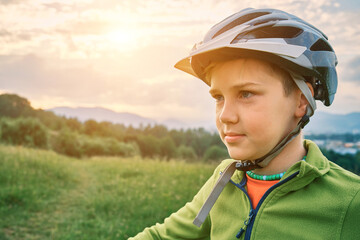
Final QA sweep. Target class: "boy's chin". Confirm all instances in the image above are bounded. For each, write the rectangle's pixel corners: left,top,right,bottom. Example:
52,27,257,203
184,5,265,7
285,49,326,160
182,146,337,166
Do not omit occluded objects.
227,147,263,162
228,151,256,162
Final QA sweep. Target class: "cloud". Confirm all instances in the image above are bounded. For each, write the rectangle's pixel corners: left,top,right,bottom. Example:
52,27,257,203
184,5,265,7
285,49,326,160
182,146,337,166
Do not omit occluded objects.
0,53,213,120
41,2,75,13
0,0,359,120
318,80,360,114
343,56,360,83
0,0,25,5
0,28,40,44
57,20,113,36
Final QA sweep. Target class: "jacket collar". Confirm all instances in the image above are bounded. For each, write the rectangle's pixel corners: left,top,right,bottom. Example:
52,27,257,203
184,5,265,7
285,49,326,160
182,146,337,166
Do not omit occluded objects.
275,139,330,191
230,140,330,190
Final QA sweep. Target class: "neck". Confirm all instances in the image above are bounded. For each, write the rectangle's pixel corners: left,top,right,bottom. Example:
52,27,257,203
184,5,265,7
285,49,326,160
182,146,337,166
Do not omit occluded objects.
252,133,307,175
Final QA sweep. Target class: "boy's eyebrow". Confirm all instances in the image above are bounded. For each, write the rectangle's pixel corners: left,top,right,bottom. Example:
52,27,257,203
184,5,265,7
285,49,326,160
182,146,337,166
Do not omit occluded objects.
209,82,261,94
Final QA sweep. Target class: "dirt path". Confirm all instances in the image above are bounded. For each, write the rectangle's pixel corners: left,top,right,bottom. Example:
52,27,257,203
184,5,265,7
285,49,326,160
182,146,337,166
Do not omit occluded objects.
25,161,97,239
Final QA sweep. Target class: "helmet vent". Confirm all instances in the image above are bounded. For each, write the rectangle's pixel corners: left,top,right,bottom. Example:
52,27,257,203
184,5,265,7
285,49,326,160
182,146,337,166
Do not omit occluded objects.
310,38,333,52
212,12,269,39
253,17,287,26
233,26,303,41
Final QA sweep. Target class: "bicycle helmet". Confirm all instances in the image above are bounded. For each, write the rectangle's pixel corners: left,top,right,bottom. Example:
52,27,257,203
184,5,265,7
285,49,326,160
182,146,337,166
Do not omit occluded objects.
175,7,337,106
175,8,338,171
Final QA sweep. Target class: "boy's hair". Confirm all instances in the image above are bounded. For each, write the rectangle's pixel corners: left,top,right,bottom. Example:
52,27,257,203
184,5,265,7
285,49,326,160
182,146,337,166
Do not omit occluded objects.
204,58,297,96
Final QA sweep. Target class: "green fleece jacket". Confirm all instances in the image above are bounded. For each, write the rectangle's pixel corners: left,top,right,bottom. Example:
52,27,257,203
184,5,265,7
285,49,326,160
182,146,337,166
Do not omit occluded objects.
129,140,360,239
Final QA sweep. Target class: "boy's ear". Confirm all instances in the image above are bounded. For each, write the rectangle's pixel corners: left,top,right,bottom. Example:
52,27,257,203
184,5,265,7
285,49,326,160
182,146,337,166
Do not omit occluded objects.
295,82,314,118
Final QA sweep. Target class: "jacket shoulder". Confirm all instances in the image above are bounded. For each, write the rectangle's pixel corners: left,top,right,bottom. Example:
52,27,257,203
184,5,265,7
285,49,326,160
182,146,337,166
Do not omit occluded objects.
327,161,360,186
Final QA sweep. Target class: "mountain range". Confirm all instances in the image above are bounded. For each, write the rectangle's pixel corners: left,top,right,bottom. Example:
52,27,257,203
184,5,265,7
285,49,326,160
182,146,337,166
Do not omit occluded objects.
49,106,360,134
306,111,360,134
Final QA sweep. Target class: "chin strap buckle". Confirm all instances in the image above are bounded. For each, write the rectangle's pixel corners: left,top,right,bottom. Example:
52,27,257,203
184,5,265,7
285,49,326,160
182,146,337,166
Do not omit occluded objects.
235,160,259,171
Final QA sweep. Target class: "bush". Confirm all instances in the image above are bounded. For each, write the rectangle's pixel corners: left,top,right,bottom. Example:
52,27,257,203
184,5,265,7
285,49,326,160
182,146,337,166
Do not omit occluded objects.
0,117,48,148
81,137,106,156
51,130,140,158
177,145,197,161
104,138,139,157
203,145,229,162
80,136,140,158
51,129,82,158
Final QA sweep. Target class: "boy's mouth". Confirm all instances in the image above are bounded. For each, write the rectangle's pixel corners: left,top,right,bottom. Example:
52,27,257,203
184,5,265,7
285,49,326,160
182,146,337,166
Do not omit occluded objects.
224,132,245,143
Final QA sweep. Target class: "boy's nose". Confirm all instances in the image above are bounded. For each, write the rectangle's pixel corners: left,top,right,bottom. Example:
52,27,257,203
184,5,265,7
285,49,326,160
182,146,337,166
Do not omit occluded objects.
219,100,239,124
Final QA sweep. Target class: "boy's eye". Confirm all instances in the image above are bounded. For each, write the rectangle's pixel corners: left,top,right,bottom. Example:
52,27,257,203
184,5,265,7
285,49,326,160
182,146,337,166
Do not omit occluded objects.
213,95,224,102
240,91,253,99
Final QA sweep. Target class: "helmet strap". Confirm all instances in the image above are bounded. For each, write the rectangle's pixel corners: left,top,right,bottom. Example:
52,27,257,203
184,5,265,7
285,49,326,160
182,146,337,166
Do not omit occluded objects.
290,71,317,116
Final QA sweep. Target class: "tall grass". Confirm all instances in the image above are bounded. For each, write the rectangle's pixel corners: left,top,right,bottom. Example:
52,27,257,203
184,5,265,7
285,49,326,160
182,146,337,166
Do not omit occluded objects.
0,144,215,239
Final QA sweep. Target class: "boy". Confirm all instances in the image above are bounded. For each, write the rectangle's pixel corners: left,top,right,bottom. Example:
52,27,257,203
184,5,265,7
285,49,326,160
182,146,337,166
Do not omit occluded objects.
130,8,360,239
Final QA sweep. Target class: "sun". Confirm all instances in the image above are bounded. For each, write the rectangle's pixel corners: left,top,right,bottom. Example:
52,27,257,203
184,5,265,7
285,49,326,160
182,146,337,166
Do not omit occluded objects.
105,28,139,51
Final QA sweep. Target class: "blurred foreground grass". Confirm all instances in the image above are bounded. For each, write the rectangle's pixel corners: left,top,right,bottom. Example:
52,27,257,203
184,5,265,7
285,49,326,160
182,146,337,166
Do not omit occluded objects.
0,144,215,240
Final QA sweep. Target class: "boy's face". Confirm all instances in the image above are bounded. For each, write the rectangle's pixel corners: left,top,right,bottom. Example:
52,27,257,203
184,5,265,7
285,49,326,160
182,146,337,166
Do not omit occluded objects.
209,58,300,161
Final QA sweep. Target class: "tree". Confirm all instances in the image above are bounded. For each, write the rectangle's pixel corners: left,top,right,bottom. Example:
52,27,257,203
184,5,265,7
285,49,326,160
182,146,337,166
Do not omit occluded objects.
0,94,34,118
66,117,82,132
35,109,66,130
83,119,100,136
185,128,213,158
321,148,360,175
169,129,185,146
159,136,177,160
136,135,161,158
144,124,168,138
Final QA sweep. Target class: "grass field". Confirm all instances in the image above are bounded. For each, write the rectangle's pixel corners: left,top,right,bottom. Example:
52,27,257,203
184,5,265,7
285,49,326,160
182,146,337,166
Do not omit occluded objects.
0,144,216,240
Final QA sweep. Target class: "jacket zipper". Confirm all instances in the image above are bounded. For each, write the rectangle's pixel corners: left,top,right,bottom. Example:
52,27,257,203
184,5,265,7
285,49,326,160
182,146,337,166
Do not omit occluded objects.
230,178,254,238
230,171,299,239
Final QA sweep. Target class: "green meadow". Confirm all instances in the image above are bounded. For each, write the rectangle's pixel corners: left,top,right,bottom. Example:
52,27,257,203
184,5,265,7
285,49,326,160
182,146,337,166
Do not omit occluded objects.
0,144,215,240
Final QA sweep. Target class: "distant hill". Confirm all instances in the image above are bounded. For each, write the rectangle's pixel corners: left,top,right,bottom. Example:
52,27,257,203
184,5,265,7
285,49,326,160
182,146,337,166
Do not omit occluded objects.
49,106,216,130
49,106,360,133
305,112,360,134
49,107,156,127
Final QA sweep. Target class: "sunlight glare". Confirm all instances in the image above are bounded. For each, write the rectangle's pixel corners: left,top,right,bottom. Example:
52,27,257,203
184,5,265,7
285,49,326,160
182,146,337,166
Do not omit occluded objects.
105,28,139,51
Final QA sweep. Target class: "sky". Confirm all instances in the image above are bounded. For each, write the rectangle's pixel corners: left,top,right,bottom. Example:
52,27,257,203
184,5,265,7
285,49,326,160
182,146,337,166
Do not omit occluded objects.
0,0,359,124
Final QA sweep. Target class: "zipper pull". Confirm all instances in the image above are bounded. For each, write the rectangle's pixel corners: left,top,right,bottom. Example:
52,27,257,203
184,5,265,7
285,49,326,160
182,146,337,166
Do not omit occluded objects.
236,228,245,238
236,210,255,239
